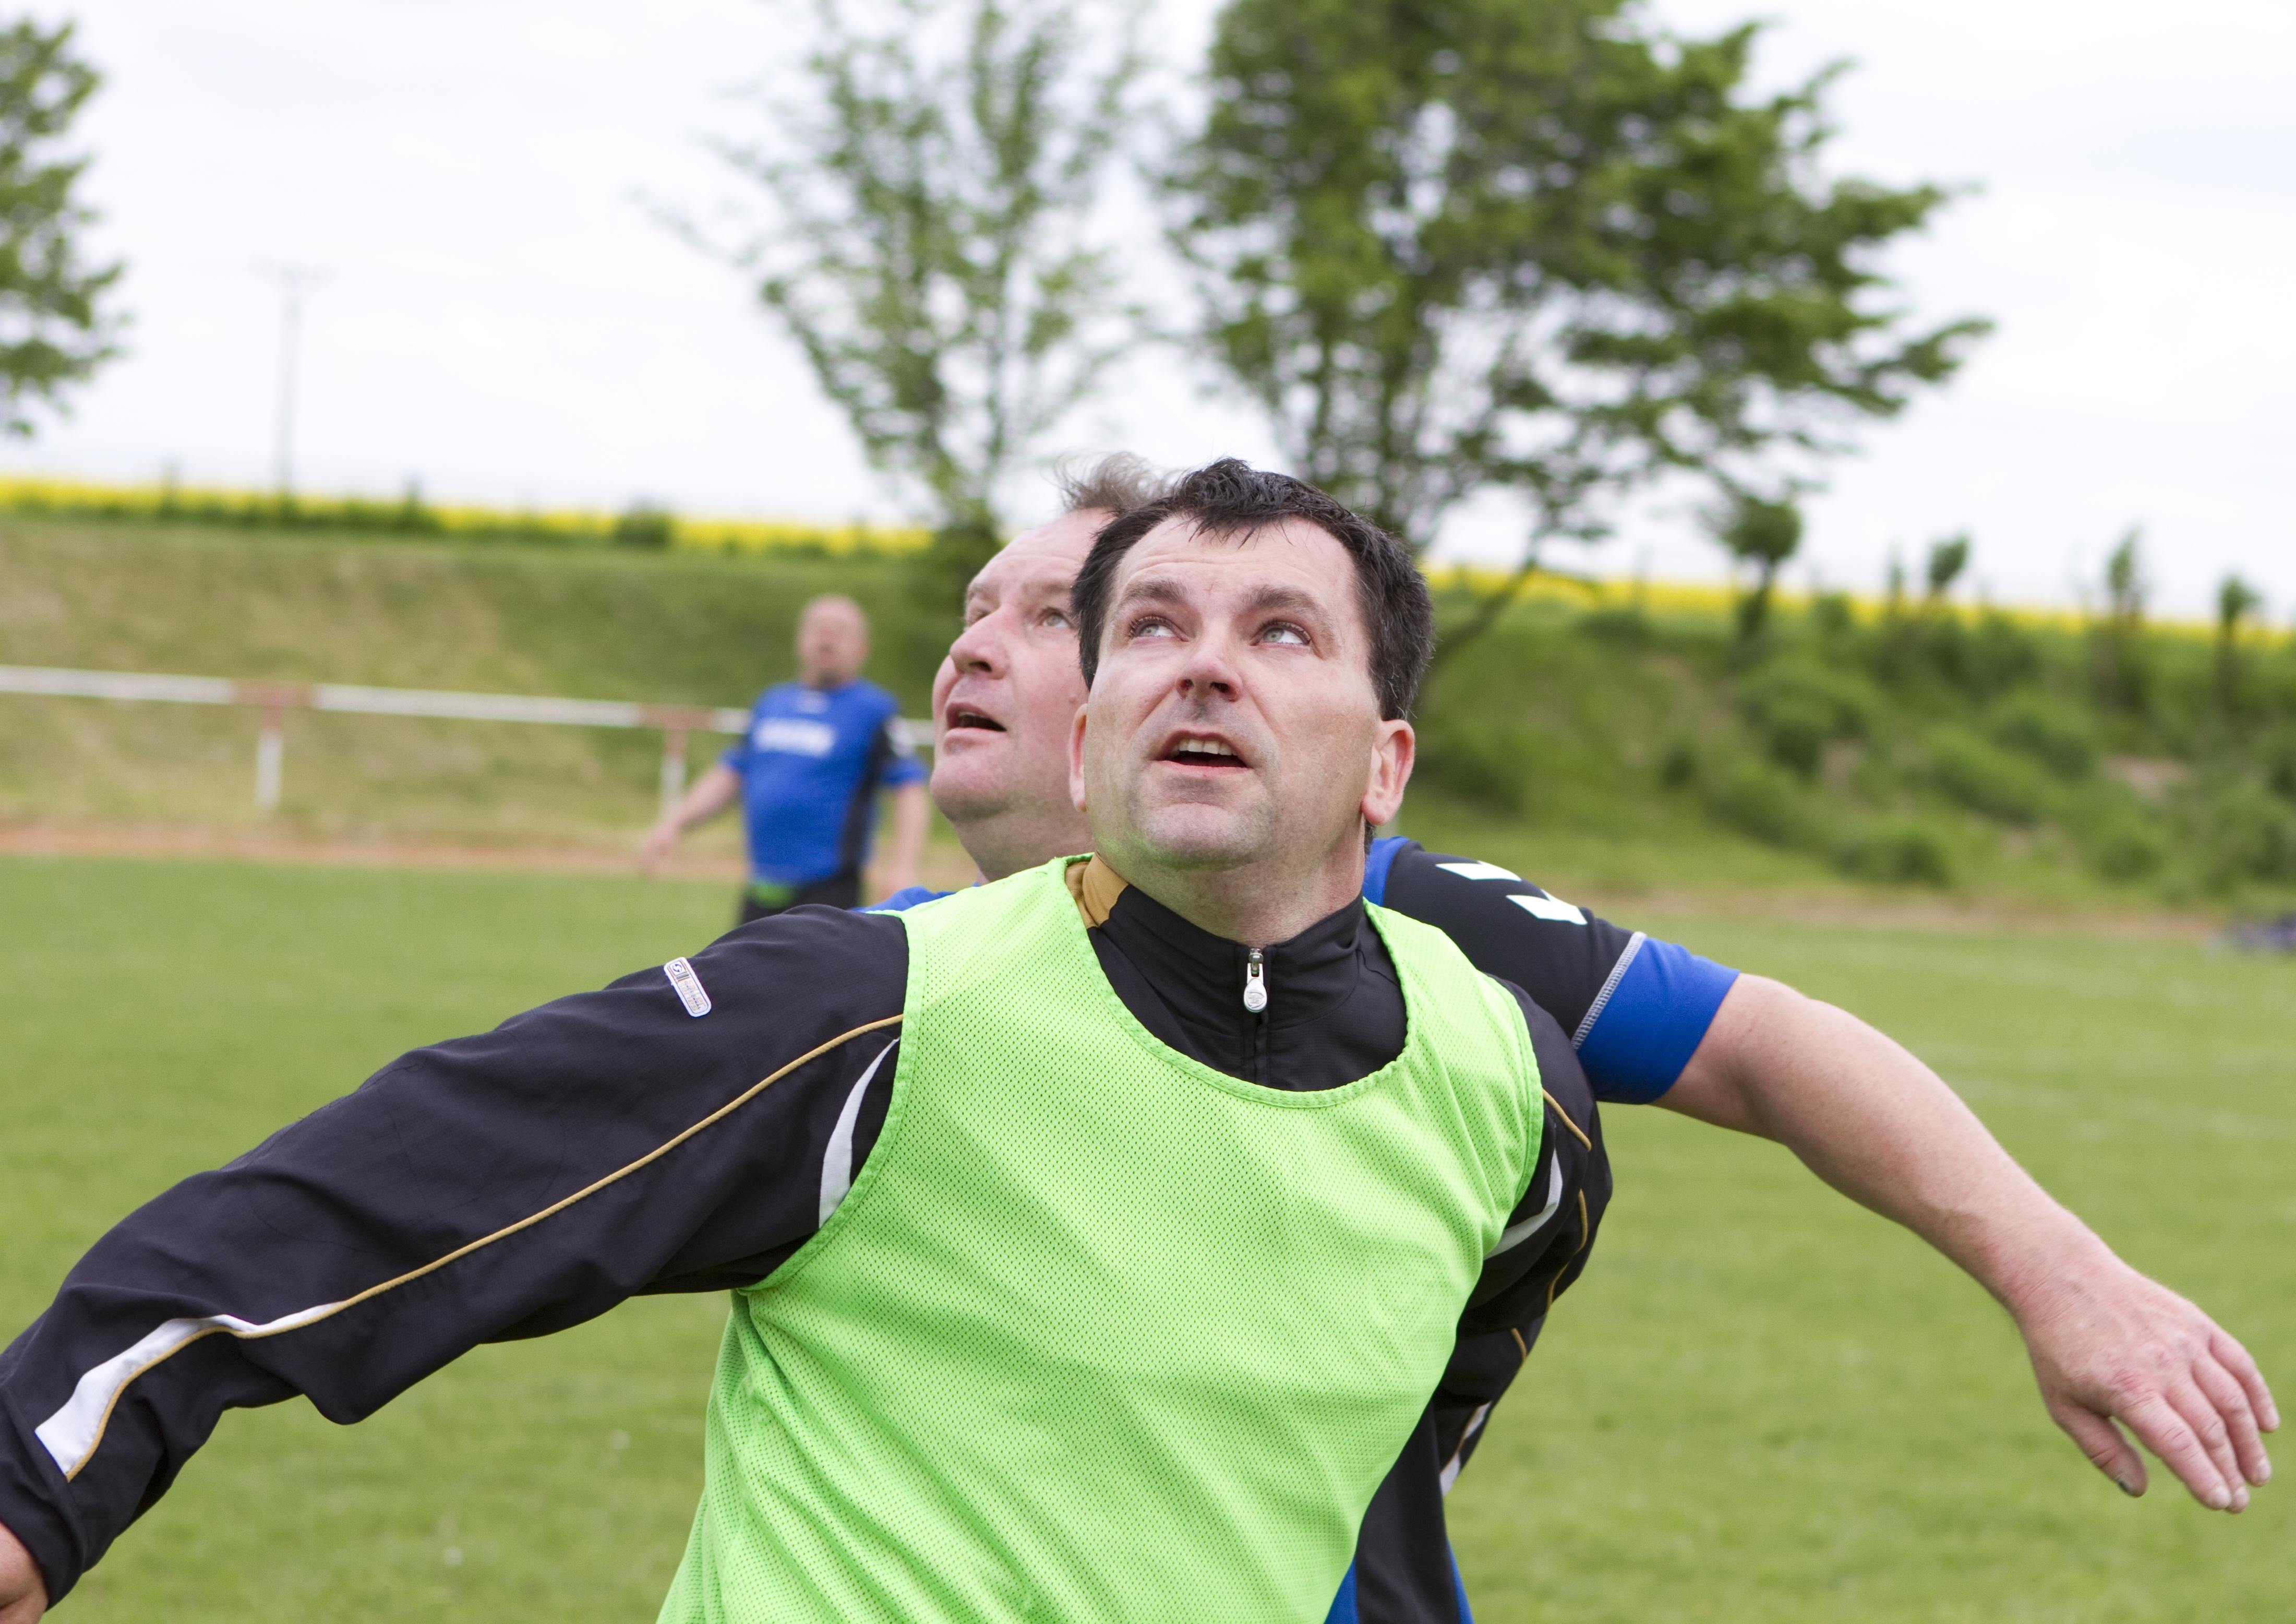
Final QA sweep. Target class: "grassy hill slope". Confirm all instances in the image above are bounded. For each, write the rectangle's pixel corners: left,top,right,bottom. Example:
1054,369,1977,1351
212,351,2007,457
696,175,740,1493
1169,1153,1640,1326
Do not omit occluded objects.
0,519,946,855
5,515,2294,914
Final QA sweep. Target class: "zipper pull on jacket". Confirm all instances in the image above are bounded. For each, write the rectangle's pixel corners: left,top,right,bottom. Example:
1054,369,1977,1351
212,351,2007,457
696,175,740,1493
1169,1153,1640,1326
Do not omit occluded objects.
1242,949,1267,1014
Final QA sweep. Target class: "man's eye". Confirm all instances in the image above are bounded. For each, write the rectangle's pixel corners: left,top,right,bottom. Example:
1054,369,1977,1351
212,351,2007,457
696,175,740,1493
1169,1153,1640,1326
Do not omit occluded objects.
1260,623,1309,646
1041,608,1073,630
1128,616,1177,640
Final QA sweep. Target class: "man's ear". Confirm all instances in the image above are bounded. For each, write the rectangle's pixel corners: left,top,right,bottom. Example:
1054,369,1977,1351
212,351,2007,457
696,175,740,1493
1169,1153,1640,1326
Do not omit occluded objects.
1361,718,1414,829
1068,701,1092,813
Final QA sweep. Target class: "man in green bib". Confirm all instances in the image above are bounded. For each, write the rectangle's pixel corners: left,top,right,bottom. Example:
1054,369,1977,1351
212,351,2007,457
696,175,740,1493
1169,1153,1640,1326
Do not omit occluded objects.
0,462,1593,1622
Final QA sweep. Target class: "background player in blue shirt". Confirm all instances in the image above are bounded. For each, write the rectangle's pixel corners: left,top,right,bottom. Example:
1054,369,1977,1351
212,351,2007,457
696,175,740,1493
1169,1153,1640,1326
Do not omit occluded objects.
643,593,927,920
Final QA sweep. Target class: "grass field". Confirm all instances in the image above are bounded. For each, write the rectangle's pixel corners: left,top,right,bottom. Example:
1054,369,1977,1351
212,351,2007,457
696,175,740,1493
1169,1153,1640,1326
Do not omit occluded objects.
2,853,2291,1620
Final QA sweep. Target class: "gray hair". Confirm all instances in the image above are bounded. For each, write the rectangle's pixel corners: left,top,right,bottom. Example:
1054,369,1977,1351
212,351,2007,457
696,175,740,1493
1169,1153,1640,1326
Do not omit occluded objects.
1051,452,1171,519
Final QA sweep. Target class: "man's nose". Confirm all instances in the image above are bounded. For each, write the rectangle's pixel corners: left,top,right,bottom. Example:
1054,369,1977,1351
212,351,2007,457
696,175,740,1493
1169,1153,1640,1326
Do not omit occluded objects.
949,614,1007,673
1174,632,1240,698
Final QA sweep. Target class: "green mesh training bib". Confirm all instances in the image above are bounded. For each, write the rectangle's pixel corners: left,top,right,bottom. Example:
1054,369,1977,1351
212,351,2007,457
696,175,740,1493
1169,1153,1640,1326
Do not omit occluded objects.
659,857,1542,1623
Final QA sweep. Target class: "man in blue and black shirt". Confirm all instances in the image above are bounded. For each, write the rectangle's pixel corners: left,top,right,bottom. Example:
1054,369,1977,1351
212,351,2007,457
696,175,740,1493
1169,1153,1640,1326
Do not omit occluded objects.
883,456,2276,1623
644,593,927,920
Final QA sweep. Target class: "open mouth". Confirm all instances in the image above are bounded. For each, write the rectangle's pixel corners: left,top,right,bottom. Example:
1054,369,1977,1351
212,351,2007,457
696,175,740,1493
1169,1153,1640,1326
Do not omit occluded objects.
1162,736,1248,769
945,707,1006,733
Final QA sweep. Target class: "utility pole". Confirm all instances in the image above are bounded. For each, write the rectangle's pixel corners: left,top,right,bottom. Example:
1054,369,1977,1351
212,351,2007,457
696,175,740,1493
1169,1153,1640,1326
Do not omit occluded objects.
254,262,330,496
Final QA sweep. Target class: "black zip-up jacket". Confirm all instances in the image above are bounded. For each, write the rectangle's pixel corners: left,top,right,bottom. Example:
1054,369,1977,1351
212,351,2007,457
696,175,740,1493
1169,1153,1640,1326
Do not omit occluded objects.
0,869,1607,1619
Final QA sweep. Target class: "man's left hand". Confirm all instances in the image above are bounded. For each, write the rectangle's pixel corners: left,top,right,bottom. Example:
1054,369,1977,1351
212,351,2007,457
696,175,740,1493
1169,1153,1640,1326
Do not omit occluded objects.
2012,1248,2276,1511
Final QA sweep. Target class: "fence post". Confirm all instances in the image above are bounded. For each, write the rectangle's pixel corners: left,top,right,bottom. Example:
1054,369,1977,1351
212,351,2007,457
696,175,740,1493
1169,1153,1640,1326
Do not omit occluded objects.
255,701,286,811
658,726,689,820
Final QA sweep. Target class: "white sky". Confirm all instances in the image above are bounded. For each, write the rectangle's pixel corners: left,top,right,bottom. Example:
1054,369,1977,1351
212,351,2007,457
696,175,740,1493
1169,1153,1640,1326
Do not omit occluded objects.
3,0,2290,618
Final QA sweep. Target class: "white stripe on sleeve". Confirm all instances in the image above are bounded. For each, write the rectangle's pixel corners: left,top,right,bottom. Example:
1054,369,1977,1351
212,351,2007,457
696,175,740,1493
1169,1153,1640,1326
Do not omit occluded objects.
1485,1152,1565,1258
818,1040,898,1228
37,1298,344,1478
1570,930,1646,1048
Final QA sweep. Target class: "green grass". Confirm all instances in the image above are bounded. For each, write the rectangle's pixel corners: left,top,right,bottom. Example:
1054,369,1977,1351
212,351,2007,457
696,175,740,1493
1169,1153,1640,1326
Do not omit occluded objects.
3,857,2292,1620
0,855,740,1618
1451,909,2296,1622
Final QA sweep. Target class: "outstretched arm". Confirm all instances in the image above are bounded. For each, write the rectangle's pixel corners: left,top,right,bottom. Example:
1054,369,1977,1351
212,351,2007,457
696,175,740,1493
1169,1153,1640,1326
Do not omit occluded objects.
1666,974,2277,1511
0,910,910,1609
1368,841,2276,1512
640,761,742,874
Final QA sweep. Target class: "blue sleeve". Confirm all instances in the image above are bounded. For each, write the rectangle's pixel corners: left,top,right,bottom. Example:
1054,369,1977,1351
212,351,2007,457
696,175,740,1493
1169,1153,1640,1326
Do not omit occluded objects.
864,887,948,913
1571,936,1740,1105
1362,835,1407,906
1372,839,1739,1104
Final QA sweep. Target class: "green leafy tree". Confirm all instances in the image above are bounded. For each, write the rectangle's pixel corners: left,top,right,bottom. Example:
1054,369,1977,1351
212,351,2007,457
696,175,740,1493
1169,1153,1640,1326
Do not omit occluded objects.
1924,534,1970,604
2215,571,2262,714
1169,0,1987,654
2094,529,2148,711
1711,489,1800,642
688,0,1144,596
0,18,123,435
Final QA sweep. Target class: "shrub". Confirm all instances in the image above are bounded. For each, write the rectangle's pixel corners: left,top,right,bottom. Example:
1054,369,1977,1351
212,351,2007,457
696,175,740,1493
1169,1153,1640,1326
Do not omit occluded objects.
2087,821,2166,881
1576,606,1650,643
1657,735,1700,789
1809,592,1856,641
2189,777,2296,887
2263,726,2296,803
1705,756,1821,848
1836,819,1954,887
1965,612,2042,698
1411,713,1532,813
1739,659,1878,778
1987,694,2098,780
612,502,675,549
1928,725,2050,823
1917,615,1969,690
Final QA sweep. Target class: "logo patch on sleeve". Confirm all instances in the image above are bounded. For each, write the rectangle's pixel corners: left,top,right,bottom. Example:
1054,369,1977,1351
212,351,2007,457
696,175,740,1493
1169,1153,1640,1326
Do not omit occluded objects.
1509,892,1586,925
664,957,712,1017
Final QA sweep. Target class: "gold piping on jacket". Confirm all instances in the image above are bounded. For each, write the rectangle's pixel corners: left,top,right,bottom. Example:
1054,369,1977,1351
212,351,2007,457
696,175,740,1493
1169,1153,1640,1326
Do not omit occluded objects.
61,1014,905,1479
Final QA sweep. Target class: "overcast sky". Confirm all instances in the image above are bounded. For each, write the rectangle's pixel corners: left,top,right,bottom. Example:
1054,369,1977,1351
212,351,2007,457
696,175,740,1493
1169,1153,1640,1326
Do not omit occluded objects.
4,0,2290,617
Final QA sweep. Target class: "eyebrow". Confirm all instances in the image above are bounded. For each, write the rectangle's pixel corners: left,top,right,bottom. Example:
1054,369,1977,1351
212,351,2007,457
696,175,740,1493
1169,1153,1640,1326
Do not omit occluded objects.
1112,574,1191,613
1239,583,1327,620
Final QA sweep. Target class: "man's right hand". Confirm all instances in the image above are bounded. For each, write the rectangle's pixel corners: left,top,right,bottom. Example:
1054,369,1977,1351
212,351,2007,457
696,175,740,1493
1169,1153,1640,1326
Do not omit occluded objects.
640,762,743,877
638,817,681,877
0,1523,47,1623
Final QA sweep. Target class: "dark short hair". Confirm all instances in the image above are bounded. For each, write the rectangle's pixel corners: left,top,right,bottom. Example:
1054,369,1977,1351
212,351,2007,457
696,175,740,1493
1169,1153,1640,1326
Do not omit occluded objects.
1073,459,1434,720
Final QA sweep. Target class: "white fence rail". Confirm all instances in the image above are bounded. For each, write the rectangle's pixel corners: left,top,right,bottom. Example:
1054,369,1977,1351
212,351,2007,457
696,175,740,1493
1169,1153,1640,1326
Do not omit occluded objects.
0,664,928,818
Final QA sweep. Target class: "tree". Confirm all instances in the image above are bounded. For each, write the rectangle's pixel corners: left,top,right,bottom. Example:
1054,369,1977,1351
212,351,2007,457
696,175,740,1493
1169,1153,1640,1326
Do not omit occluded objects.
1169,0,1987,655
2215,572,2262,715
1711,489,1800,642
688,0,1145,596
1924,534,1970,604
2093,529,2148,711
0,19,123,435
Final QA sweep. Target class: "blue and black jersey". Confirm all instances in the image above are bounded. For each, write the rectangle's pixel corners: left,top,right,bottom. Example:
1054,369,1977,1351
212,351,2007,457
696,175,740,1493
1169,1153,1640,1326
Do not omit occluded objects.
1363,837,1739,1105
886,835,1740,1105
876,836,1738,1624
722,678,923,887
0,880,1602,1614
